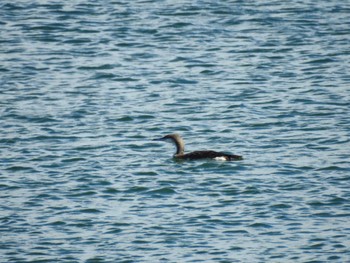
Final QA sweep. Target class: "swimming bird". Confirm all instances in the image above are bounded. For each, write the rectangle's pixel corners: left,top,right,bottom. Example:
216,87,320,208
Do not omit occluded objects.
153,133,243,161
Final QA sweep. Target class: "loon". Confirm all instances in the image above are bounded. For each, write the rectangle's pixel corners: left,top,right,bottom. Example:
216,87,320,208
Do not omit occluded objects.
153,133,243,161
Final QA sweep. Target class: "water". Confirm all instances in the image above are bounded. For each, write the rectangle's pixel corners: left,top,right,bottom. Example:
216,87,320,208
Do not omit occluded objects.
1,1,350,262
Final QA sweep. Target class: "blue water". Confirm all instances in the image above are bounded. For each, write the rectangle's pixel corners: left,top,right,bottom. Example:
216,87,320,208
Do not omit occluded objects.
1,1,350,262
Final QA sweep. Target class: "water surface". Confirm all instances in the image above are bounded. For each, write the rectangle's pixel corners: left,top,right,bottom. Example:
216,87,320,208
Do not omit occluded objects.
1,1,350,262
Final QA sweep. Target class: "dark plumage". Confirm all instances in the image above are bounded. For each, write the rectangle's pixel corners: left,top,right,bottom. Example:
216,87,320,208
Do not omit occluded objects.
180,150,243,161
153,134,243,161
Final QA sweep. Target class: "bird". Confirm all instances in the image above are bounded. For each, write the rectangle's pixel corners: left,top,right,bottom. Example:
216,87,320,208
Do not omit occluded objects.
153,133,243,161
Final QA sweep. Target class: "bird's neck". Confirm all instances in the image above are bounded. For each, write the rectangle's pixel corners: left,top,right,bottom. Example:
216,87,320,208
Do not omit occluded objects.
173,139,184,155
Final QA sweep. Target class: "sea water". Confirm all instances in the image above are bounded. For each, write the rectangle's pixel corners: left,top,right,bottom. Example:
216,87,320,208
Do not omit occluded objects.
1,1,350,262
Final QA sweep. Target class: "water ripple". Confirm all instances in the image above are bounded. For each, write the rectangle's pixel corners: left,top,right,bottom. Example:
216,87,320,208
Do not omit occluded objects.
1,0,350,262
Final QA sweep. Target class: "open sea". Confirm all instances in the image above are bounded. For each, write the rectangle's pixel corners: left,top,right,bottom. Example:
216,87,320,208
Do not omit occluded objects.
1,1,350,262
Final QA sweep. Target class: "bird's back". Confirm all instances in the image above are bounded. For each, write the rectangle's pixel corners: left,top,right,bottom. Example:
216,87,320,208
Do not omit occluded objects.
177,150,243,161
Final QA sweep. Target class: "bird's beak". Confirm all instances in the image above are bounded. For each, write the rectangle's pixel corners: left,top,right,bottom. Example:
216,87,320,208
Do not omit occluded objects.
152,136,166,141
152,138,162,141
